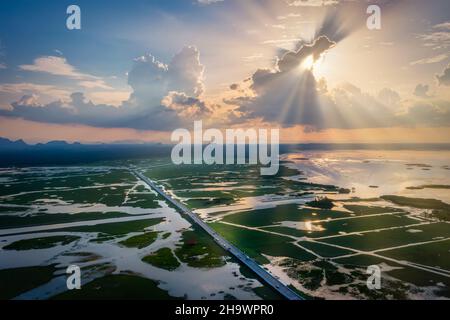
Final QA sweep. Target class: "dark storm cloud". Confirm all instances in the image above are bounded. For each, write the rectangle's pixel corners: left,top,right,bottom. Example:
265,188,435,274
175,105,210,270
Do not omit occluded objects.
231,36,339,129
276,36,336,73
227,36,450,131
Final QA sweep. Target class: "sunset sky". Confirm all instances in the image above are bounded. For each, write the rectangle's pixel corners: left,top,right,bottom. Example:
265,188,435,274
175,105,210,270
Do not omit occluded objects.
0,0,449,143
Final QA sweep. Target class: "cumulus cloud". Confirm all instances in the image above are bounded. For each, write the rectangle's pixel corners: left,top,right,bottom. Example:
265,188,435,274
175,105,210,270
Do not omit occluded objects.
276,36,335,73
414,84,431,98
400,101,450,127
0,82,71,103
377,88,401,106
436,64,450,86
227,34,450,131
228,36,338,129
128,46,204,104
0,92,182,131
1,46,210,131
167,46,205,96
433,21,450,30
161,91,211,118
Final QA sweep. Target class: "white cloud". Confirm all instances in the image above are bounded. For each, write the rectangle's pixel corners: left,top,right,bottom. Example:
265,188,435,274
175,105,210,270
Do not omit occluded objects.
197,0,223,4
277,13,302,20
410,54,448,65
19,56,112,90
436,64,450,86
86,90,131,106
1,46,209,131
78,80,114,90
433,21,450,30
418,31,450,49
0,82,71,101
19,56,94,79
288,0,339,7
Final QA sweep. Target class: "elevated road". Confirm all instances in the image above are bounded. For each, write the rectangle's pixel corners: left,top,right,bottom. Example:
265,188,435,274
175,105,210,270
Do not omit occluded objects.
131,169,304,301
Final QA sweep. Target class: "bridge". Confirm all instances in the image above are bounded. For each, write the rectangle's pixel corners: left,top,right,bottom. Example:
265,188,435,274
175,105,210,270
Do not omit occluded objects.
131,169,304,300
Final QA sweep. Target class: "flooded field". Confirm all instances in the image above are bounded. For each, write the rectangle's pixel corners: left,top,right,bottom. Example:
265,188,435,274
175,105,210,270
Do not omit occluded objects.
1,149,449,300
140,150,450,300
0,166,274,300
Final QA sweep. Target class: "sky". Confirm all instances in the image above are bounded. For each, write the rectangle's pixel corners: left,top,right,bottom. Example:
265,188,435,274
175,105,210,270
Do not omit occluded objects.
0,0,449,144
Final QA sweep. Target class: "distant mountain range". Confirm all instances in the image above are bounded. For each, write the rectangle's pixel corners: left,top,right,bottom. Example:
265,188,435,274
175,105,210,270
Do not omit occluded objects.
0,137,28,148
0,137,170,167
0,137,163,149
0,137,449,167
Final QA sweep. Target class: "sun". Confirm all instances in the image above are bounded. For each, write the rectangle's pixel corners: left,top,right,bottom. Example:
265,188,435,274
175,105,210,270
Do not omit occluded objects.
301,55,315,70
300,54,326,78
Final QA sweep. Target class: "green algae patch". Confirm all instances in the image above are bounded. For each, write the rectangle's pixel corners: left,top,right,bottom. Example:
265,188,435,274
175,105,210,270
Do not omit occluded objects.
0,265,57,299
3,235,80,251
52,274,181,300
119,231,159,249
175,225,226,268
142,247,180,271
62,218,163,236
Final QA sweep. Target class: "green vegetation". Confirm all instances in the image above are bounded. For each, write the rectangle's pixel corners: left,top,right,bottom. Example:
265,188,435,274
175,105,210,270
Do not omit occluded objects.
0,211,132,229
381,195,450,221
61,218,163,236
265,214,417,238
0,265,57,299
381,195,450,210
381,239,450,270
306,196,334,209
119,231,159,249
209,222,315,264
186,196,236,209
343,204,404,215
3,235,80,250
280,259,324,291
387,264,450,289
222,204,349,227
334,254,387,267
334,255,448,292
297,241,353,258
0,168,161,209
252,286,283,300
322,222,450,251
406,184,450,190
287,284,320,300
52,274,181,300
174,225,227,268
142,248,181,271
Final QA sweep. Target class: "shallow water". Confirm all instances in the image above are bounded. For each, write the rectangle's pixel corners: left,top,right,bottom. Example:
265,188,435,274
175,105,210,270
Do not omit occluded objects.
0,166,264,300
283,150,450,203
